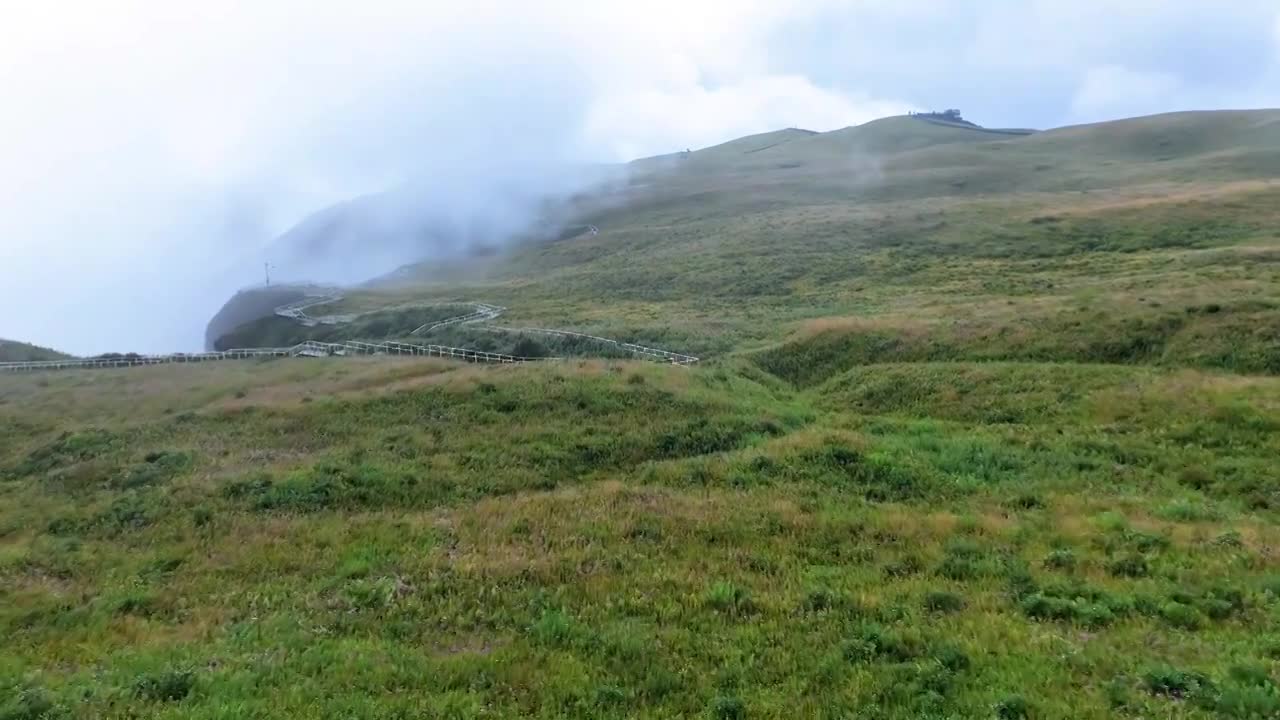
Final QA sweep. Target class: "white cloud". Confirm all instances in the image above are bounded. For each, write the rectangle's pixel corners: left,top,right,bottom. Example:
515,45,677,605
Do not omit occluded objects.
1,1,1278,354
1069,65,1183,123
1275,11,1280,58
0,1,906,354
588,76,914,160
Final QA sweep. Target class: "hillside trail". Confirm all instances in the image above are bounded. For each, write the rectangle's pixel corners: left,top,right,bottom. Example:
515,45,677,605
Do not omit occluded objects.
276,294,699,365
1,293,698,373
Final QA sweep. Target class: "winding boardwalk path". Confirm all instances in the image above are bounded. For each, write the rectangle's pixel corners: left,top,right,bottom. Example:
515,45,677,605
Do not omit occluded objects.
2,295,699,373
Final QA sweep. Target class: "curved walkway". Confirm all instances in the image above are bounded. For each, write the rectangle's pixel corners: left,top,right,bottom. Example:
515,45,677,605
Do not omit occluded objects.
2,296,699,373
275,294,698,365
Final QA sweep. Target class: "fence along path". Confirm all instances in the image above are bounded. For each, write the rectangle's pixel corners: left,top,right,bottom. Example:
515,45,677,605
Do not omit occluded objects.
280,295,697,365
479,325,698,366
1,295,698,373
0,340,545,373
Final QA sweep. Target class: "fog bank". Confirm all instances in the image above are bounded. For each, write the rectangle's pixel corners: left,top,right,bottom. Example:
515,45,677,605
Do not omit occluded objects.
2,1,1277,354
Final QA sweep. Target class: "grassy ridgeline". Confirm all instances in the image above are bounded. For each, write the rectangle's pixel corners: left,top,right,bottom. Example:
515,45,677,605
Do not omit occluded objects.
0,339,72,362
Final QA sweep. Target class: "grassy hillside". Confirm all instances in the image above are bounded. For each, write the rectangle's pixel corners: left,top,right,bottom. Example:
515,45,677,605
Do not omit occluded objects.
0,339,73,362
350,111,1278,372
2,358,1278,719
7,109,1280,718
203,285,327,351
214,111,1280,357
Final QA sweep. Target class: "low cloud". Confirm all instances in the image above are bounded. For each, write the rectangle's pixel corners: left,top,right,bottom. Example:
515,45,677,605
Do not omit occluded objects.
588,75,914,160
1070,66,1183,123
1,1,1278,355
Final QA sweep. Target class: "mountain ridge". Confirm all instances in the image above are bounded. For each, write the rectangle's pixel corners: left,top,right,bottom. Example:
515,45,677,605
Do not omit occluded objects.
210,107,1280,355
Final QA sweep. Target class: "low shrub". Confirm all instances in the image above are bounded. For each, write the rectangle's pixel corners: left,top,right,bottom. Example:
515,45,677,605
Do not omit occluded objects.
932,645,971,673
842,623,920,663
800,586,841,613
112,450,193,490
1043,548,1077,571
1158,601,1203,631
1143,666,1213,700
995,695,1030,719
1006,493,1044,510
1107,553,1150,578
133,670,195,702
529,609,583,647
0,687,58,720
12,429,119,477
922,590,966,614
709,695,745,720
705,582,756,617
884,554,924,577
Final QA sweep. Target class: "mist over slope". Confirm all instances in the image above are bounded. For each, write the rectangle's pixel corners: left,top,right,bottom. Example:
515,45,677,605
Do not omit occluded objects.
261,165,628,287
253,111,1050,291
10,106,1280,719
207,108,1280,372
255,108,1280,287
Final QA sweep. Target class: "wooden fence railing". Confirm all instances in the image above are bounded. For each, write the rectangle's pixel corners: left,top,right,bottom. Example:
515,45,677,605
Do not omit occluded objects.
4,294,699,374
0,339,550,373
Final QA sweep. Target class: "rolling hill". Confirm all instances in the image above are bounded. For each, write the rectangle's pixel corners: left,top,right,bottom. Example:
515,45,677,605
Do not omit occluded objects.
212,110,1280,373
0,338,73,362
5,109,1280,719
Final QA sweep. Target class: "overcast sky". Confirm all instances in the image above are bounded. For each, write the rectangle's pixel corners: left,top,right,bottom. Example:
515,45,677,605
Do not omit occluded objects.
2,1,1279,354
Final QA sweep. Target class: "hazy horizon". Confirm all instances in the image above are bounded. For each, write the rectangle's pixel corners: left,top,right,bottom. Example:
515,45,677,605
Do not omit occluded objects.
3,1,1279,355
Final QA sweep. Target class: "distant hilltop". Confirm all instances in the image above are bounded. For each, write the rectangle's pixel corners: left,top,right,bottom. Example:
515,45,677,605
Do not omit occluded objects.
0,338,73,362
909,109,1037,136
912,109,972,125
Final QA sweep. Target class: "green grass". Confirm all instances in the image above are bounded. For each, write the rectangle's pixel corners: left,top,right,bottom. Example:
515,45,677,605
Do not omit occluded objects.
9,109,1280,718
2,357,1277,718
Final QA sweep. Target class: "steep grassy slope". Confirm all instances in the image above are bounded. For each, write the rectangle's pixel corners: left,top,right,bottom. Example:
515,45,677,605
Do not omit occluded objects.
0,339,73,362
203,285,324,351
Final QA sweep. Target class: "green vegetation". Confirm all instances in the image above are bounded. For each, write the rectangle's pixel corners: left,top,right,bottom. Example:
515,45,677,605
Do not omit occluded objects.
3,357,1277,717
8,110,1280,717
211,304,474,350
